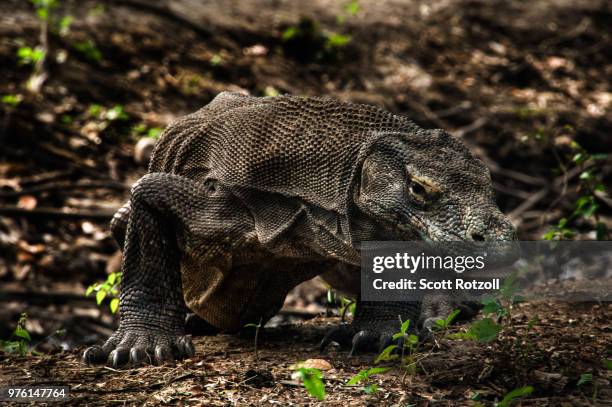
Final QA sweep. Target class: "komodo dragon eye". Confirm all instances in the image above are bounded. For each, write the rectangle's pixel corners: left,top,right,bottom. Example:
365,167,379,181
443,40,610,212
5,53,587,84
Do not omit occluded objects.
407,176,440,206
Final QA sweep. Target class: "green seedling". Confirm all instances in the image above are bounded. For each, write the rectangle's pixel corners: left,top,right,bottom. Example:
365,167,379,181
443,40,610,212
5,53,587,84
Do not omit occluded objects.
347,367,389,395
292,367,326,400
1,313,32,356
495,386,534,407
86,272,121,313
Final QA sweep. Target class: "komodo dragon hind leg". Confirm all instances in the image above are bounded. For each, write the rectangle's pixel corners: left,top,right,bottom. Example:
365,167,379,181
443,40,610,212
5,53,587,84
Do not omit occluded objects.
108,199,220,337
83,173,216,368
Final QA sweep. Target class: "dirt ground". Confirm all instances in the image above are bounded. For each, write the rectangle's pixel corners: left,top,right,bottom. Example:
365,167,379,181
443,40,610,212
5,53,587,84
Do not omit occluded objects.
0,0,611,405
0,301,610,406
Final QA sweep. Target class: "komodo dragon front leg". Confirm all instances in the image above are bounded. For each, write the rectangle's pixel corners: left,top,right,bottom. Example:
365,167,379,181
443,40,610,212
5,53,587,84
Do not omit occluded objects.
83,173,249,367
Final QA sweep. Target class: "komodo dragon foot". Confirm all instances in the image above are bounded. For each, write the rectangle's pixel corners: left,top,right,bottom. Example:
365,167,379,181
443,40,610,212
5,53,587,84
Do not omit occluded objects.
83,326,194,367
320,298,481,355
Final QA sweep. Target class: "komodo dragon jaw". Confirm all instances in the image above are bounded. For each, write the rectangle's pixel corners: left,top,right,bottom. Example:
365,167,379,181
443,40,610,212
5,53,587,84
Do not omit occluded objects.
82,92,516,368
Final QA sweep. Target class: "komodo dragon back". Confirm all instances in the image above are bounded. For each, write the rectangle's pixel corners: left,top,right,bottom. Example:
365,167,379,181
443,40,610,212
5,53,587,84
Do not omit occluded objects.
148,92,425,261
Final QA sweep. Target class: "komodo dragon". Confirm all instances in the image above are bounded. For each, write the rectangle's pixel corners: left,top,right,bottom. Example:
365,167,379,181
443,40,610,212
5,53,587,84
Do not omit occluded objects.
83,92,516,367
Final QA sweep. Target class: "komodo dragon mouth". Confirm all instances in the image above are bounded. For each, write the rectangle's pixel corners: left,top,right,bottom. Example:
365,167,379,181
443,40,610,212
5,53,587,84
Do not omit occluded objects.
83,92,516,367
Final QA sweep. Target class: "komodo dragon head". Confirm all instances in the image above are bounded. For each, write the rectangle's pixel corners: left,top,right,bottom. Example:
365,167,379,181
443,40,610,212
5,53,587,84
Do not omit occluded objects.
354,129,516,245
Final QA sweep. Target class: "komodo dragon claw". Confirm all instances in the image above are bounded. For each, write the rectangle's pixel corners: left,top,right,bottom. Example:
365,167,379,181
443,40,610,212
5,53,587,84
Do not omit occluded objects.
83,329,194,368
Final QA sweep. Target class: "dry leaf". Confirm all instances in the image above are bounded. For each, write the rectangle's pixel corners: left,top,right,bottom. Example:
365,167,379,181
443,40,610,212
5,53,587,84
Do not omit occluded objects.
300,359,333,371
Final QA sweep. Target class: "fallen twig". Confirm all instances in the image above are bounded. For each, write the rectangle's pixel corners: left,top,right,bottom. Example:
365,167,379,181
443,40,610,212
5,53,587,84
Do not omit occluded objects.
0,205,117,220
0,180,128,197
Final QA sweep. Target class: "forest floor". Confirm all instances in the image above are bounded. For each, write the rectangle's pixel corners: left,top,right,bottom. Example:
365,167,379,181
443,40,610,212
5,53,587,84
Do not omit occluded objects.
1,301,610,406
0,0,611,405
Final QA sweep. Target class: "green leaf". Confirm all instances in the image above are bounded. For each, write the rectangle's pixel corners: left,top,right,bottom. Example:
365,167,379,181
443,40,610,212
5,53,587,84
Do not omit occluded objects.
106,105,128,121
1,94,23,107
445,309,461,326
467,318,501,342
344,0,360,16
604,359,612,371
96,290,107,305
374,345,398,363
73,40,103,62
59,15,73,35
577,373,592,386
500,272,520,301
572,153,585,164
107,273,117,285
347,370,368,385
497,386,534,407
244,323,259,328
392,319,411,339
363,383,378,394
579,170,593,181
347,367,390,385
281,26,298,42
85,285,95,296
88,104,103,117
210,54,222,66
366,367,390,376
109,298,119,314
14,327,31,341
481,298,503,315
147,127,162,138
17,47,45,64
326,33,351,48
293,368,325,401
327,289,334,304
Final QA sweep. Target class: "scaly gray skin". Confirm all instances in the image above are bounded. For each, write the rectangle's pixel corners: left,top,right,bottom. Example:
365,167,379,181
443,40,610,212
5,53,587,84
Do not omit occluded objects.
83,93,516,367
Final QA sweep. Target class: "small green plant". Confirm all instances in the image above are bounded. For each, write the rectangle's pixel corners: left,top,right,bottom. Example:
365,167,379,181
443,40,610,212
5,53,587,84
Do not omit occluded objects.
543,141,609,240
243,317,263,361
88,104,129,122
1,313,32,356
17,47,45,65
1,94,23,107
31,0,58,20
495,386,534,407
449,273,524,343
338,297,356,321
604,358,612,370
375,318,418,375
347,367,389,394
280,10,355,62
132,123,162,139
86,272,121,313
448,316,501,342
292,367,326,400
337,0,361,24
325,33,351,49
73,40,103,62
432,309,461,330
210,54,223,66
58,15,73,36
